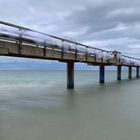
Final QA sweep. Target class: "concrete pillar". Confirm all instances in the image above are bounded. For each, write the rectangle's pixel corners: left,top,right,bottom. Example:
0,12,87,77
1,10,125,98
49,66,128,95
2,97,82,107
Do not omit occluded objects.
117,65,121,80
67,61,74,89
99,64,105,84
128,66,132,79
136,67,139,78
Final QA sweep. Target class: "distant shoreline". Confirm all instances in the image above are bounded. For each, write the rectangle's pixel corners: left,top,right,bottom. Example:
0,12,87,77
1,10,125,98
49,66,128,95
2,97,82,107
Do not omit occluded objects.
0,69,130,71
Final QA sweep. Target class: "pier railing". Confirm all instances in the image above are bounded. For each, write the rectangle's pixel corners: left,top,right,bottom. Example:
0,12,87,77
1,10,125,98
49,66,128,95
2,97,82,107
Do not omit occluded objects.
0,21,140,66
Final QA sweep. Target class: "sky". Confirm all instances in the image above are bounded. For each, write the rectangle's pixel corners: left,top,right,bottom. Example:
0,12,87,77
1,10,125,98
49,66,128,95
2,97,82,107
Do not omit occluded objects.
0,0,140,70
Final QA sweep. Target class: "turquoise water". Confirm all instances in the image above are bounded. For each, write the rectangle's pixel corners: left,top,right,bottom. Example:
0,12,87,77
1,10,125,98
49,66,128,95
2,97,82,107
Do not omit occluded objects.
0,70,140,140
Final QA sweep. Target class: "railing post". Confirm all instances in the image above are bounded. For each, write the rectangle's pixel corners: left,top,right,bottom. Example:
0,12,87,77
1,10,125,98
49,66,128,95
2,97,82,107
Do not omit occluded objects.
128,66,132,79
117,65,121,80
99,64,105,84
67,61,74,89
136,67,139,78
18,28,22,54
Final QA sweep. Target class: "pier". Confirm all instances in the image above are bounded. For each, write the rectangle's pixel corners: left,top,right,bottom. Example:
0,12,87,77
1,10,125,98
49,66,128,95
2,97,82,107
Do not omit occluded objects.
0,21,140,89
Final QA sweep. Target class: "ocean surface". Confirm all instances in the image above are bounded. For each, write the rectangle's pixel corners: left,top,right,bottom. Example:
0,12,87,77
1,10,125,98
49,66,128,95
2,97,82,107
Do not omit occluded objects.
0,70,140,140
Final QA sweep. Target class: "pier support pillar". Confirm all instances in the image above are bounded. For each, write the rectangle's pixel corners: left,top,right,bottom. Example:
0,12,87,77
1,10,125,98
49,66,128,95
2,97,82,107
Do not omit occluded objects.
67,61,74,89
136,67,139,78
128,66,132,79
99,64,105,84
117,65,121,80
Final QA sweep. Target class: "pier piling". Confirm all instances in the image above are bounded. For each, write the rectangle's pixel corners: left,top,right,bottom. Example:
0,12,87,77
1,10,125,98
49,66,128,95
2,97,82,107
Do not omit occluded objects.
128,66,132,79
117,65,121,80
99,64,105,84
67,61,74,89
136,67,139,78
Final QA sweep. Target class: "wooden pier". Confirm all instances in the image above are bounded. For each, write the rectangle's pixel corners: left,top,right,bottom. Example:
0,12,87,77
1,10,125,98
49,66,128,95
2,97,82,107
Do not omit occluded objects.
0,21,140,89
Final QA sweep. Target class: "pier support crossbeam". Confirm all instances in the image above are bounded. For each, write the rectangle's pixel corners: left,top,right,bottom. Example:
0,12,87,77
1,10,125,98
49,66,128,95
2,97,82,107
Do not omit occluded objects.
67,61,74,89
128,66,132,79
99,64,105,84
136,67,139,78
117,65,121,80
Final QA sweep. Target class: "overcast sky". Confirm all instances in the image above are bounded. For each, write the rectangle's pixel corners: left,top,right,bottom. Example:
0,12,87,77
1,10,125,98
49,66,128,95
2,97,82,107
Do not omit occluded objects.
0,0,140,70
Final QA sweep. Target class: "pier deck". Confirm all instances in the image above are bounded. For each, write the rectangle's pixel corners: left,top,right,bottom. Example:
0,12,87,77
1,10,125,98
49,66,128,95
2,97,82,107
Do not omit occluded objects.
0,21,140,89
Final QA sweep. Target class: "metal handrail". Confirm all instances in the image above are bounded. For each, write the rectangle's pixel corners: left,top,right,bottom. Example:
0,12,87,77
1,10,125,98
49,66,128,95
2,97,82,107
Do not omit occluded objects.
0,21,110,52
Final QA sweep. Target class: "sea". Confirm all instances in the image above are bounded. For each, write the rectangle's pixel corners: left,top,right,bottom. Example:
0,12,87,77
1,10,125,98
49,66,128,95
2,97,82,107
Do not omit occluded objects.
0,70,140,140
